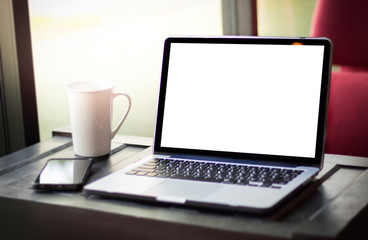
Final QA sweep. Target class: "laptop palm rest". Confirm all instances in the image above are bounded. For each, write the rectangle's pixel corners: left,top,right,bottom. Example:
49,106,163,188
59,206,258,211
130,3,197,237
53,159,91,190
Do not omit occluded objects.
145,180,221,203
144,179,287,210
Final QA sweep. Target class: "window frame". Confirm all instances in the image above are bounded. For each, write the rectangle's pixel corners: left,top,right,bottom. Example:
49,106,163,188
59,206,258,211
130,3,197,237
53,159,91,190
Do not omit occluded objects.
222,0,257,36
0,0,39,156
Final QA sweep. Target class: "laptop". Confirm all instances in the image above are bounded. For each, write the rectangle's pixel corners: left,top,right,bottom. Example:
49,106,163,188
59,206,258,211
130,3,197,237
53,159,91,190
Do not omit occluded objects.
85,36,332,213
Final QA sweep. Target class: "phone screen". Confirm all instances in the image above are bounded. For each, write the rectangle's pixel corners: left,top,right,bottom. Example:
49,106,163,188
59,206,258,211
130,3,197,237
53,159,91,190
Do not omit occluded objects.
33,158,93,191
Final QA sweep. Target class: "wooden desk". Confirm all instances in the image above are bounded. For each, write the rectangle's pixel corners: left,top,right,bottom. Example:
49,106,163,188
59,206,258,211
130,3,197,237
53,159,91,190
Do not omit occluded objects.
0,134,367,239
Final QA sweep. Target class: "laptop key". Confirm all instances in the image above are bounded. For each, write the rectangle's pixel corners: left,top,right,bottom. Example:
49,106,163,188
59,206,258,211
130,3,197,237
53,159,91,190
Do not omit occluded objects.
156,173,170,178
126,170,138,175
146,172,158,177
135,171,147,176
137,168,156,173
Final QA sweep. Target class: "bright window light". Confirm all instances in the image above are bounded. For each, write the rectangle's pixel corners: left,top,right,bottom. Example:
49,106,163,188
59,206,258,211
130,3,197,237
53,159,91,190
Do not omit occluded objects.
257,0,316,37
29,0,223,140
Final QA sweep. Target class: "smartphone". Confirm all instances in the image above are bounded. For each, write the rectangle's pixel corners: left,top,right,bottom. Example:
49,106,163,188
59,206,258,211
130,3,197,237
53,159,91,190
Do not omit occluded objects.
33,158,93,191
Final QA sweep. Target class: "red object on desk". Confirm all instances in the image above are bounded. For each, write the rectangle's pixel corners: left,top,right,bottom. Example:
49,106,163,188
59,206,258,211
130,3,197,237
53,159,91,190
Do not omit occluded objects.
311,0,368,157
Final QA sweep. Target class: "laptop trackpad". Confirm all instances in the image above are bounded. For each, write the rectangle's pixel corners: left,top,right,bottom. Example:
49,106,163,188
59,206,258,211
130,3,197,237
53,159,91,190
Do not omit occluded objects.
144,180,220,203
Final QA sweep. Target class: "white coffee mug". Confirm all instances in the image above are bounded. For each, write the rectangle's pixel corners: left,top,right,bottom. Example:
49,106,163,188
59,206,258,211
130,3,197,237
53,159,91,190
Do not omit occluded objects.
67,81,131,157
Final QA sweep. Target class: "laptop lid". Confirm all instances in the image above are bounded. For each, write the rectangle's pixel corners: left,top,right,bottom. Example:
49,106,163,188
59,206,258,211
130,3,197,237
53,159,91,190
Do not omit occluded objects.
154,37,332,168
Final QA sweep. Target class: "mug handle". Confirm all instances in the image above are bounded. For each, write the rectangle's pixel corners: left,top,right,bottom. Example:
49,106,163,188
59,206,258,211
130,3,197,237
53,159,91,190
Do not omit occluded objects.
111,92,132,138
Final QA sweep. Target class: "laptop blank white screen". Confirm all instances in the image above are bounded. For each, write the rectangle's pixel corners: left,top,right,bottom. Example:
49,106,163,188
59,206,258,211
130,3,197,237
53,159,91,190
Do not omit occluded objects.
161,43,325,158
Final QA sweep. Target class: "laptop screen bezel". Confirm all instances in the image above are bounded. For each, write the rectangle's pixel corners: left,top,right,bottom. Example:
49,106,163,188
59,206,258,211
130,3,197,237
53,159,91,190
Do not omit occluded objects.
154,37,332,168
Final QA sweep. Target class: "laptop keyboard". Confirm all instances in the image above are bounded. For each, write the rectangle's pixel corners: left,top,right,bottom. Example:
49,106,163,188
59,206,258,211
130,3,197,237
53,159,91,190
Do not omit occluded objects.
126,158,304,189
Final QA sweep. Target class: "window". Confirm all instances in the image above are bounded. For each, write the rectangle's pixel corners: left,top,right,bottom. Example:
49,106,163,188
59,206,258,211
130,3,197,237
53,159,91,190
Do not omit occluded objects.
257,0,317,37
29,0,223,140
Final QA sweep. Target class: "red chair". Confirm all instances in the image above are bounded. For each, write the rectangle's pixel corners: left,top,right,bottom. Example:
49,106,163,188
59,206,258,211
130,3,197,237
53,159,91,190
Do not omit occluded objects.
310,0,368,157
